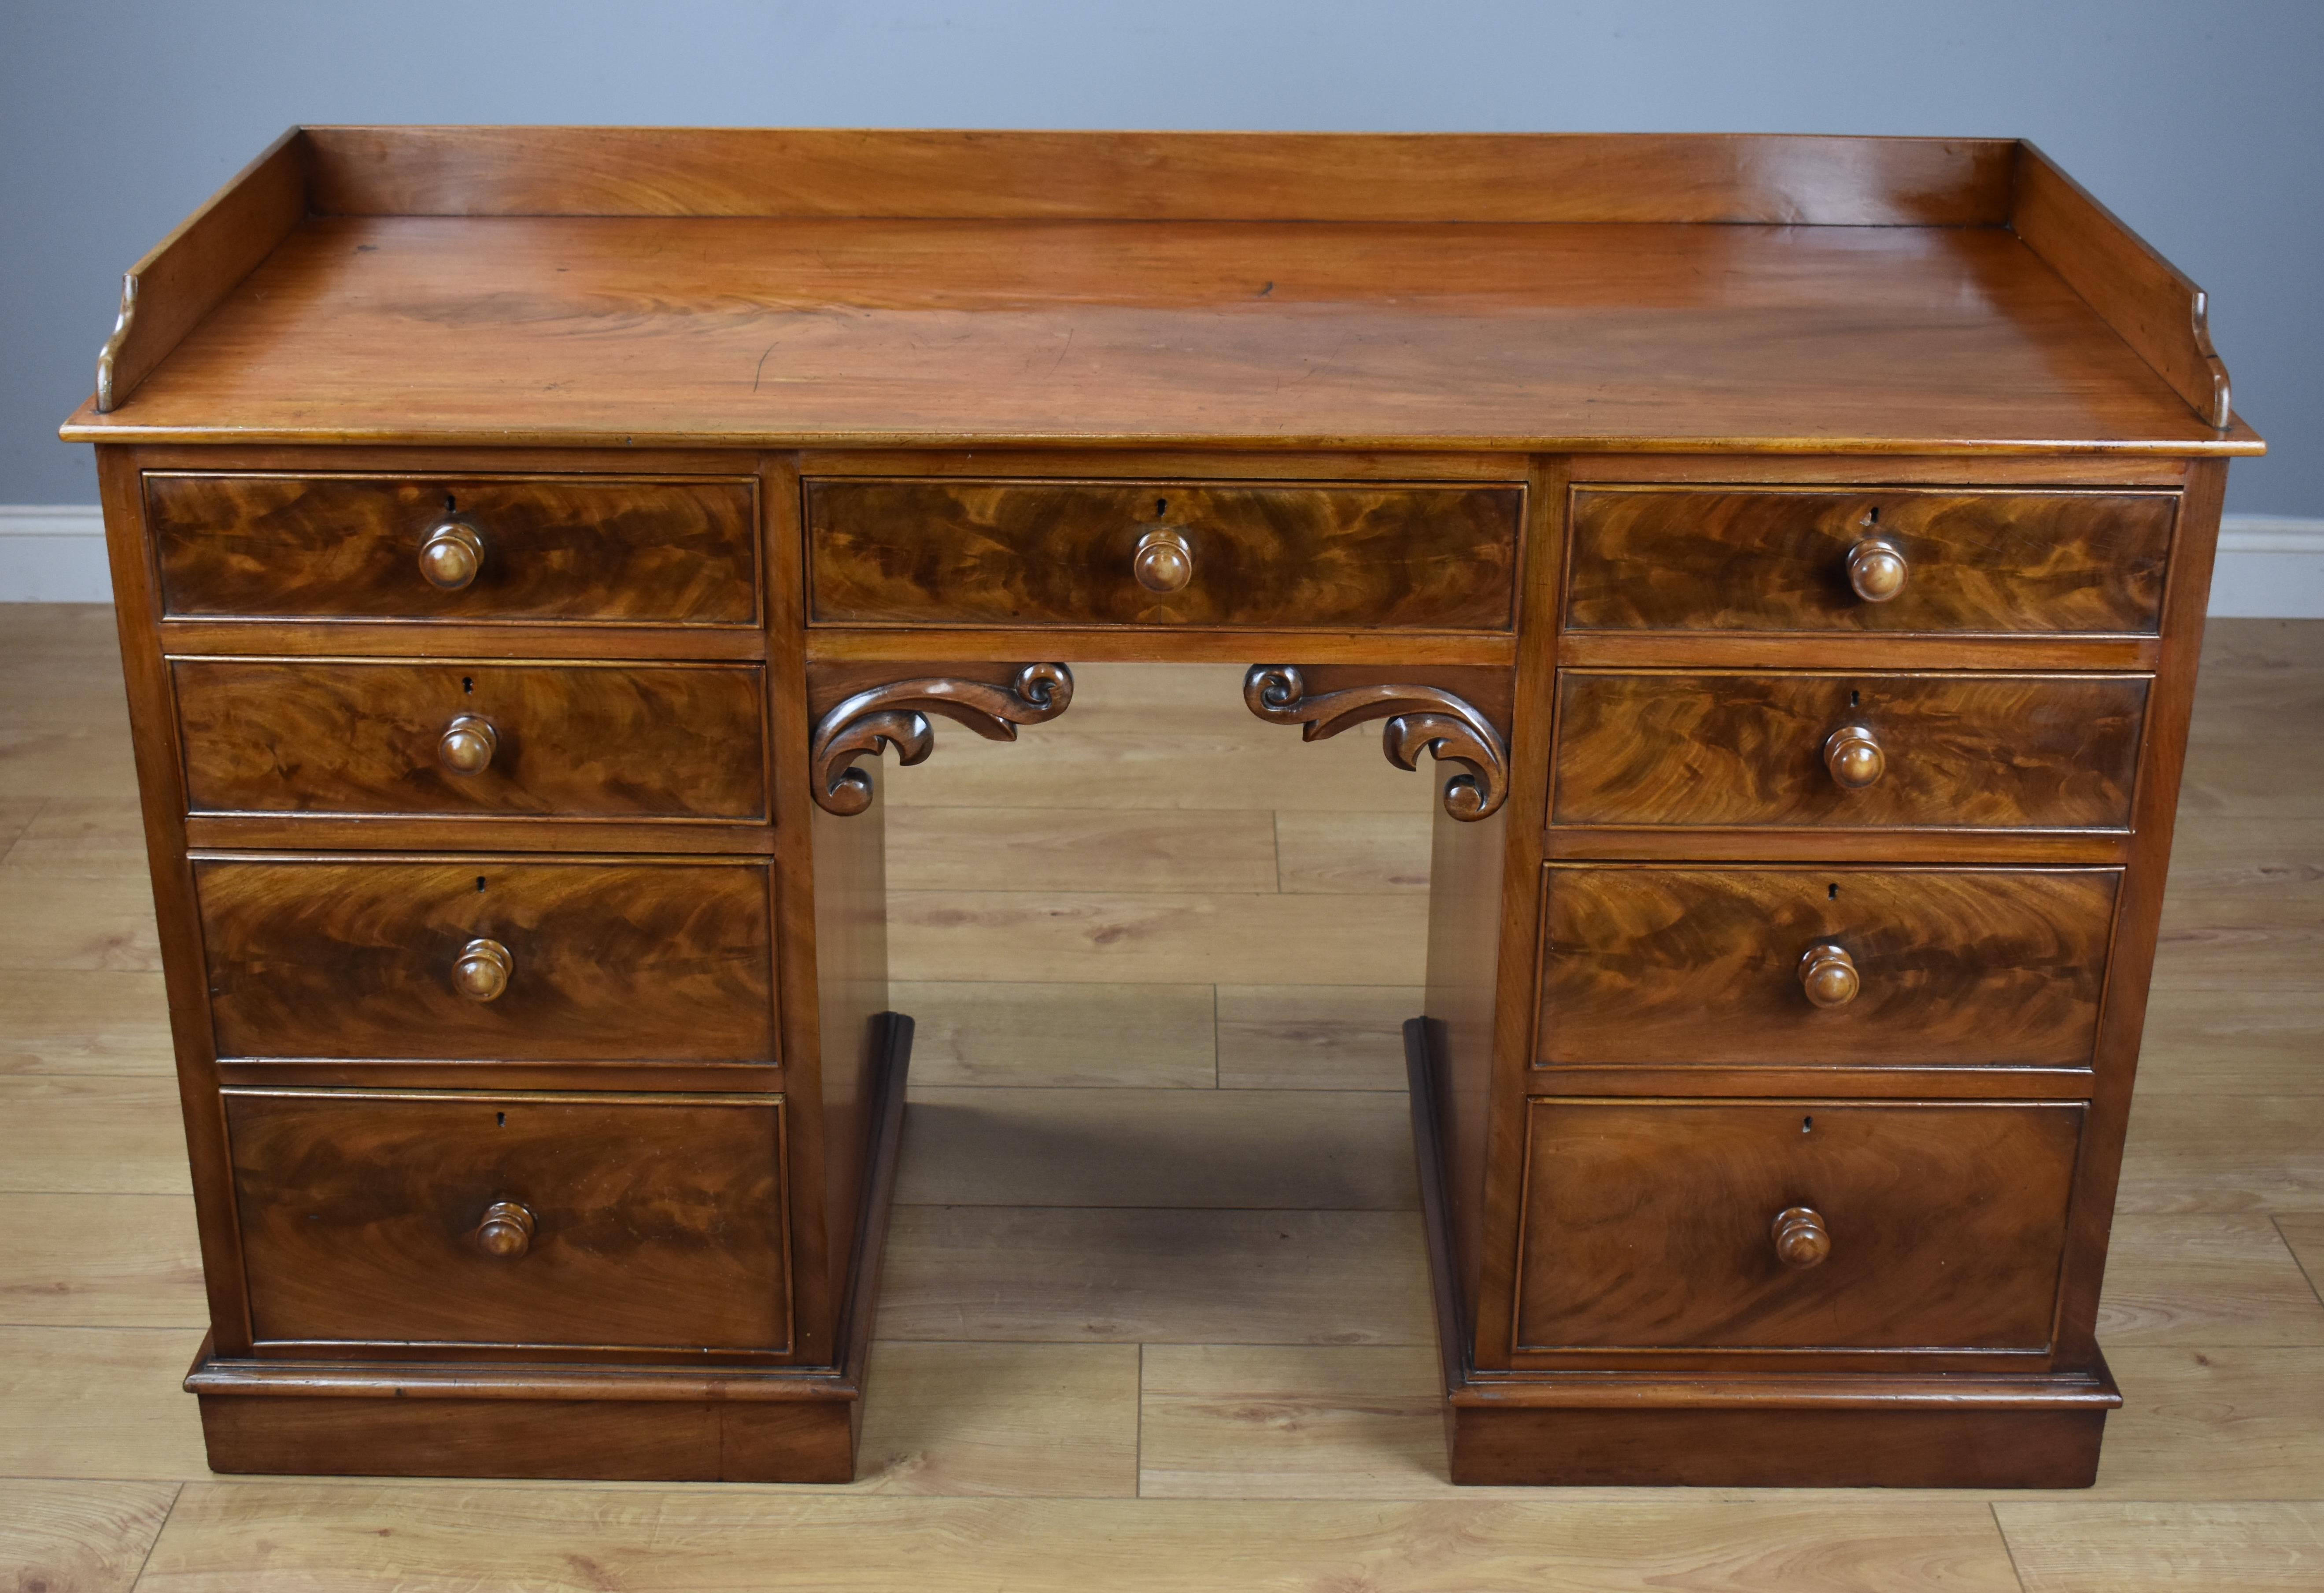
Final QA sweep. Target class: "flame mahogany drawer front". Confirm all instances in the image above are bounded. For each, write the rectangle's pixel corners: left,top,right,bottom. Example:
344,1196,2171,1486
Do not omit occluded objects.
1564,487,2178,634
1537,865,2122,1070
223,1087,791,1356
148,473,762,625
805,478,1523,628
1515,1099,2083,1355
172,658,767,820
1550,670,2149,831
195,857,778,1064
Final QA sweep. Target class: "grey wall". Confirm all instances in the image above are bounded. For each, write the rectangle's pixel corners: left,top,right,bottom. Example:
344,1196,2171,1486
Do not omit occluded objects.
4,0,2317,510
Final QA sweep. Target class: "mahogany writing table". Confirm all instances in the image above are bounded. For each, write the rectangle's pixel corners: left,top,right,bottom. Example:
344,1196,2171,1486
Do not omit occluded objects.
61,128,2262,1486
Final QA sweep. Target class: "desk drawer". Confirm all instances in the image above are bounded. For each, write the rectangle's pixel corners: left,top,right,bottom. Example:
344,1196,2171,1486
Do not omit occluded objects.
149,473,760,625
1515,1099,2080,1353
225,1087,789,1355
1550,670,2147,831
196,857,776,1063
806,478,1521,629
1565,487,2175,634
174,659,765,820
1537,865,2121,1069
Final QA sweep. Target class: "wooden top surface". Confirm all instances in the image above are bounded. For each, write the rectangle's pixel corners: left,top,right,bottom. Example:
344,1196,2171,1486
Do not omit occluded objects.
59,129,2262,455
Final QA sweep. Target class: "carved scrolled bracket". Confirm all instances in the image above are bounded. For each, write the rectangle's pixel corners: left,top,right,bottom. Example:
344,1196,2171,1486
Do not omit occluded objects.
96,273,139,413
810,663,1073,817
1243,664,1508,821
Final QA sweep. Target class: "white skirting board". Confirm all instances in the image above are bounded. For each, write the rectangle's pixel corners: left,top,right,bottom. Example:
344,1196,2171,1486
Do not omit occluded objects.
0,507,113,602
2206,516,2324,618
4,503,2323,616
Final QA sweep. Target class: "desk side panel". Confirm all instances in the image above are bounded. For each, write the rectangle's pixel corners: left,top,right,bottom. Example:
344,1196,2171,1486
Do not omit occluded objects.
1423,802,1506,1350
1429,458,1567,1372
96,445,255,1351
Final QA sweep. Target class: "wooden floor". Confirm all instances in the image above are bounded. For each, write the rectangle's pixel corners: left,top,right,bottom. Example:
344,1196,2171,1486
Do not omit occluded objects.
0,607,2319,1591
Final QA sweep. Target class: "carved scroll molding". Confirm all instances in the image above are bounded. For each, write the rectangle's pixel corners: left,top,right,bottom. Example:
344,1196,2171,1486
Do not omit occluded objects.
96,273,139,413
810,662,1074,816
1243,664,1508,821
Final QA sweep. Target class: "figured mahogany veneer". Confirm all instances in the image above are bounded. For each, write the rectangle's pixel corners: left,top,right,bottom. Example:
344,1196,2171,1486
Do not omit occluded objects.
1514,1098,2083,1355
1536,865,2121,1070
149,473,760,624
1565,488,2177,635
64,129,2261,1490
1550,670,2149,830
225,1087,790,1357
174,658,767,819
806,479,1522,630
196,857,777,1063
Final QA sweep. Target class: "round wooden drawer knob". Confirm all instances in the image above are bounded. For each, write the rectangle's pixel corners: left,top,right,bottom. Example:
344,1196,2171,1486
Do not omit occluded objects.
452,937,513,1002
1846,536,1909,602
418,518,486,591
474,1199,536,1259
437,714,498,775
1132,528,1194,594
1823,724,1885,789
1798,942,1860,1009
1772,1205,1831,1269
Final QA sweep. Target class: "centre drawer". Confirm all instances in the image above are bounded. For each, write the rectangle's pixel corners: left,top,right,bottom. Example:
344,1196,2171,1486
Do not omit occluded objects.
195,857,777,1063
805,478,1521,629
1537,864,2122,1070
224,1087,790,1356
173,658,767,820
1550,669,2148,830
1514,1099,2082,1354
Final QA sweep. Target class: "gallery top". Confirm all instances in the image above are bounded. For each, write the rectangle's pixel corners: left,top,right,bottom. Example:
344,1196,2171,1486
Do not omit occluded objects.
59,128,2263,458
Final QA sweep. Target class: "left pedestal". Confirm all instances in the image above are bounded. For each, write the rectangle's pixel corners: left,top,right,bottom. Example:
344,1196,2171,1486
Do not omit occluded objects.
186,1014,914,1483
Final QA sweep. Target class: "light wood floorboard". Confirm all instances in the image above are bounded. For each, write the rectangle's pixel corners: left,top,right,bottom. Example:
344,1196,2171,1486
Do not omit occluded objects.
0,1327,210,1480
1215,982,1421,1090
1138,1344,1453,1498
851,1342,1141,1497
877,1207,1434,1345
2095,1215,2324,1345
0,799,43,858
2271,1214,2324,1306
0,968,174,1076
888,889,1429,984
2133,985,2324,1096
896,1087,1418,1209
2150,878,2324,991
0,726,141,802
0,872,159,973
2,795,151,878
0,1078,191,1196
2087,1346,2324,1499
888,807,1278,894
1272,810,1432,893
1994,1501,2324,1591
2115,1094,2324,1213
0,1478,179,1593
896,980,1219,1088
0,1194,206,1328
2176,620,2324,821
130,1486,2028,1592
